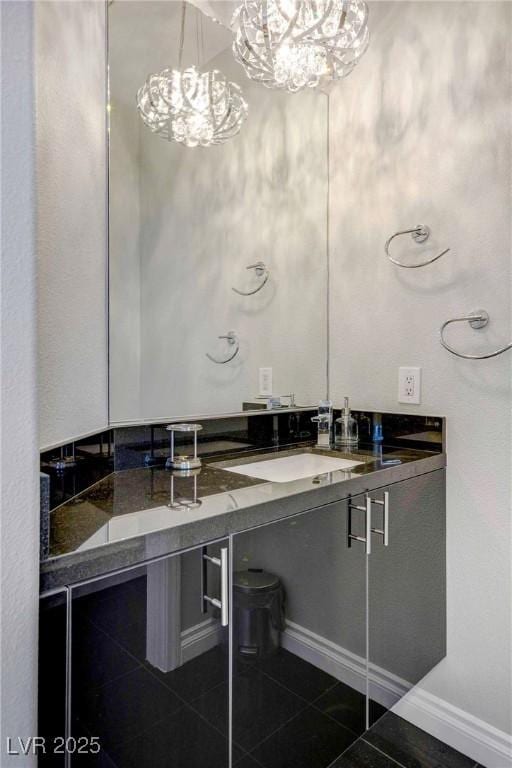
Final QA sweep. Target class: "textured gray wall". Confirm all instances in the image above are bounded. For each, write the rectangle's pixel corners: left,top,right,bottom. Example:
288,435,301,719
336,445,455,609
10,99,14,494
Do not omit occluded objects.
1,2,39,762
329,1,511,733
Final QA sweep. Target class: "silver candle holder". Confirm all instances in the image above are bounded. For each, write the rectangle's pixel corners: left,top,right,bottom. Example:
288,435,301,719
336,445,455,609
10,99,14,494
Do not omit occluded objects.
165,423,203,471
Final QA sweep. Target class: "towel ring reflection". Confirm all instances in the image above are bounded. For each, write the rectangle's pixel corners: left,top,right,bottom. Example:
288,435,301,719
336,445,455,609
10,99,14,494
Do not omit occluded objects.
385,225,450,268
232,261,269,295
440,309,512,359
206,331,239,364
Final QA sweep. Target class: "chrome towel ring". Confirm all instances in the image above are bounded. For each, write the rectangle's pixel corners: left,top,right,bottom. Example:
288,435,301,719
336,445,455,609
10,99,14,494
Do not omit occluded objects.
206,331,240,364
232,261,269,296
385,225,450,268
440,309,512,359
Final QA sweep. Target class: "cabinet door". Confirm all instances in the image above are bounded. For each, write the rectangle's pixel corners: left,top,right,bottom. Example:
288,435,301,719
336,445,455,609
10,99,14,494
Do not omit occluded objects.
39,590,68,767
70,541,230,767
231,501,367,768
368,470,446,723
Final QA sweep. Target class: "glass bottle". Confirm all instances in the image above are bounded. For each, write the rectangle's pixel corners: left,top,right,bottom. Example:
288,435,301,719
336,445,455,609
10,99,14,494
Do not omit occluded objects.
335,397,359,449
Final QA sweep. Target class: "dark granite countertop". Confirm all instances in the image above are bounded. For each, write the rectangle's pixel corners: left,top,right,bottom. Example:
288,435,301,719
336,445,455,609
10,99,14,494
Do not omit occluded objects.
41,442,445,592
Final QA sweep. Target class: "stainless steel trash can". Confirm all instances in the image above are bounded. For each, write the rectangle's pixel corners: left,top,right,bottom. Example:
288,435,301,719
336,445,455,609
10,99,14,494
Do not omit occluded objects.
233,569,285,659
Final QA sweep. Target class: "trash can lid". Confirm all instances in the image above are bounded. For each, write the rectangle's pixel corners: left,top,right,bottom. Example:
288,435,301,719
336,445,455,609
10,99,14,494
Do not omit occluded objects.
233,569,281,594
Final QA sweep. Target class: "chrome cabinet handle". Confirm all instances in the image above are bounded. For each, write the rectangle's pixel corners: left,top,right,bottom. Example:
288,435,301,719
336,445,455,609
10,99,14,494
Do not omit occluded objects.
201,547,229,626
370,491,389,546
348,491,390,553
348,494,372,555
366,494,372,555
220,547,229,627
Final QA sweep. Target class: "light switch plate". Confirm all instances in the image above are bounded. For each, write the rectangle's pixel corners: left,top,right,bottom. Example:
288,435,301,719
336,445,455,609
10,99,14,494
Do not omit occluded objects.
398,367,421,405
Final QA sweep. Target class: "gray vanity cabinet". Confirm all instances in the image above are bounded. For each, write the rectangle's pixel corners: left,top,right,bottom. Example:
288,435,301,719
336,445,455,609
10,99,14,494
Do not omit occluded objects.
38,468,446,767
367,468,446,723
231,500,367,768
67,541,230,767
230,468,446,766
38,591,68,767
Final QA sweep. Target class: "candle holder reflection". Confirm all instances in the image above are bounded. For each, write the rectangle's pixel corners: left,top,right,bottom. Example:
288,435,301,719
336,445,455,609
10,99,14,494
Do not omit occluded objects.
168,466,202,510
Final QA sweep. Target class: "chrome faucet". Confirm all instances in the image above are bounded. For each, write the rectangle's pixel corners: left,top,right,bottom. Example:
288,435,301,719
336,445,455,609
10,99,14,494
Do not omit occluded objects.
263,393,296,409
311,401,333,448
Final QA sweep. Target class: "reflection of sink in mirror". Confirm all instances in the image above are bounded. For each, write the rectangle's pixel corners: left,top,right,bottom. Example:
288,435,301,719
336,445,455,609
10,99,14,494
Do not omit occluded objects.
222,453,363,483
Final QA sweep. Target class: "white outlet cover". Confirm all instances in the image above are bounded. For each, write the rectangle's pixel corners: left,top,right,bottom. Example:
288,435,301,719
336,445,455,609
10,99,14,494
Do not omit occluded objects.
398,367,422,405
259,367,273,397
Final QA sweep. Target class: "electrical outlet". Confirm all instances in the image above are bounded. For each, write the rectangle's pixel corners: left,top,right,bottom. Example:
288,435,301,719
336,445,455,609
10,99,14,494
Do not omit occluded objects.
398,367,421,405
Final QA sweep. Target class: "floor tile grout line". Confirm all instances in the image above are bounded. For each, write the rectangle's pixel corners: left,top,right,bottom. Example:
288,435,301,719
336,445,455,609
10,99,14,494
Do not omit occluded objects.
86,609,338,707
243,699,360,760
147,657,361,760
80,614,197,709
78,616,237,758
311,696,364,739
189,687,311,756
180,667,314,758
359,736,412,768
74,653,143,697
256,665,365,739
258,662,366,736
130,656,240,758
233,749,266,768
241,659,341,713
75,622,207,753
184,665,361,761
242,700,312,755
75,645,185,751
178,662,313,753
180,696,241,752
138,654,231,726
185,672,228,706
104,695,228,760
310,678,348,705
258,656,340,707
325,734,406,768
258,666,322,707
82,707,174,757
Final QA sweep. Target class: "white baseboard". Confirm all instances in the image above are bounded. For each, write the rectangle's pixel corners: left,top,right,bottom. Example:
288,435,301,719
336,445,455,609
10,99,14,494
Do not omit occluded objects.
181,618,222,664
282,620,410,709
393,689,512,768
282,620,512,768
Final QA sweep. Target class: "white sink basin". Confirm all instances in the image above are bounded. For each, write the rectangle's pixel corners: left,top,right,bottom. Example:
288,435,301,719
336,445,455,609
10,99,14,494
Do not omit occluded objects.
223,452,363,483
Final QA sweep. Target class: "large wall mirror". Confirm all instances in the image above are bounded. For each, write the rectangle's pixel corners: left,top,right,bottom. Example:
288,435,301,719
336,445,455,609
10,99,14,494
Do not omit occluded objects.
108,0,328,424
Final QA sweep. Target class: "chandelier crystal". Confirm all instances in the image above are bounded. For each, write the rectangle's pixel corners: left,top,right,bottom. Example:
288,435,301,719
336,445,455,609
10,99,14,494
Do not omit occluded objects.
137,66,248,147
232,0,369,93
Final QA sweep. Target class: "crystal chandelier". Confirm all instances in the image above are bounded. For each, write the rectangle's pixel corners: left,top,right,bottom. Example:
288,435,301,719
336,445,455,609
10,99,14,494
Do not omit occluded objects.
232,0,369,93
137,3,248,147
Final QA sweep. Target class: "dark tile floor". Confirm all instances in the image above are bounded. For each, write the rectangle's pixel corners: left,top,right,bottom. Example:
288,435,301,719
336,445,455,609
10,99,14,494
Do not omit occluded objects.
41,577,483,768
330,713,481,767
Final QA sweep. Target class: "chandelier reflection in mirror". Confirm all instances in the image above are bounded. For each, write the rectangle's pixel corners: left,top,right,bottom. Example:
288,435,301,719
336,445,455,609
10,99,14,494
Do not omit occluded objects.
232,0,369,93
137,3,248,147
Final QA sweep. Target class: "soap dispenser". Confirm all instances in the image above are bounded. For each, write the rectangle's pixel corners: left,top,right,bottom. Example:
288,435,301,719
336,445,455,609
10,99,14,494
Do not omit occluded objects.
311,400,333,448
335,397,359,449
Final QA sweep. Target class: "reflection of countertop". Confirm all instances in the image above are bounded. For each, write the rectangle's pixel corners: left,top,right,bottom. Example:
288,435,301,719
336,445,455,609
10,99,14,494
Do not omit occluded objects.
41,443,445,592
400,431,443,445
